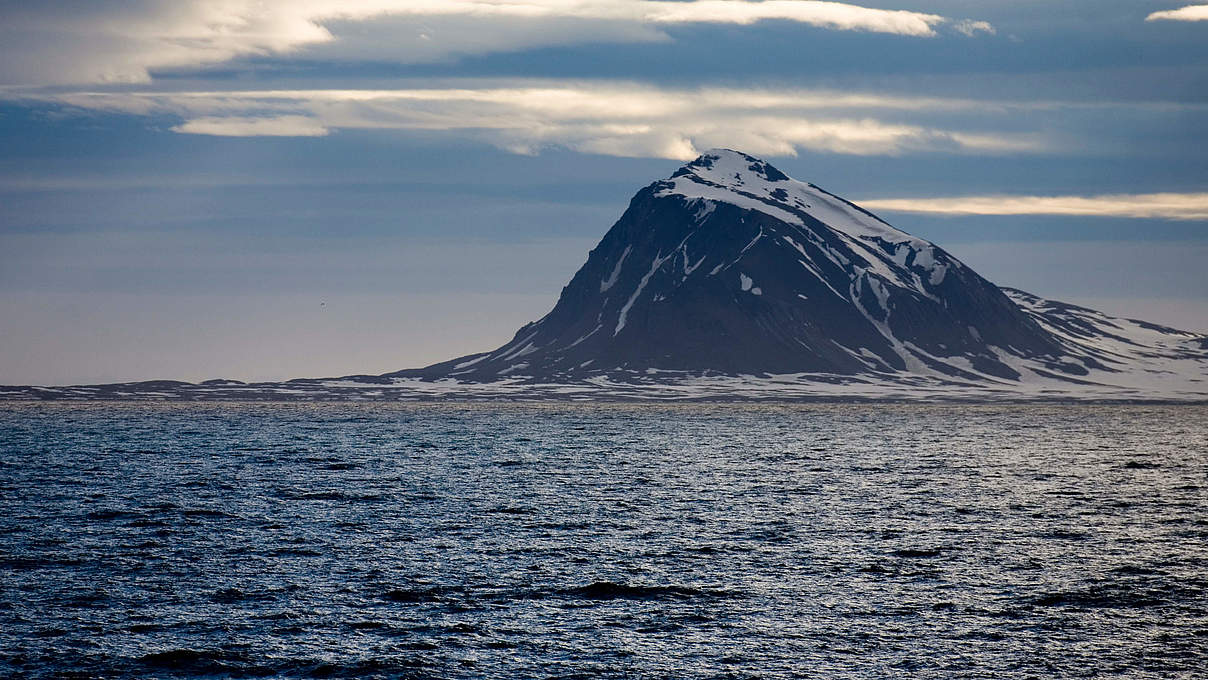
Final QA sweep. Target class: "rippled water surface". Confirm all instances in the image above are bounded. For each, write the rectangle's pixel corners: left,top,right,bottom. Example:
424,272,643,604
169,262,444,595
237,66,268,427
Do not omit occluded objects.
2,402,1207,678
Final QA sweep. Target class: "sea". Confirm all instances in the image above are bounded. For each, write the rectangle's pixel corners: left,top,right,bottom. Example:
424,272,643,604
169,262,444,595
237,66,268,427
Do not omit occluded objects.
2,401,1206,679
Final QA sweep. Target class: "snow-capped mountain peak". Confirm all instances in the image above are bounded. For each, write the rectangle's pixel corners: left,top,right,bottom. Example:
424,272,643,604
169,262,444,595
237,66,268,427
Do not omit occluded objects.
388,149,1077,383
656,149,949,298
660,148,910,243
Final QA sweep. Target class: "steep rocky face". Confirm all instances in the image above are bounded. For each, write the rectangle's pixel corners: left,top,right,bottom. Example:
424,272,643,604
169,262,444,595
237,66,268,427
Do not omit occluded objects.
394,149,1073,382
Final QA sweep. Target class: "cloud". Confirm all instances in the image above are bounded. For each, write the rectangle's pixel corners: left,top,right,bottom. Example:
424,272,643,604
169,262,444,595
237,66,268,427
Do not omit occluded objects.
172,115,329,137
16,84,1046,158
642,1,946,36
951,19,995,37
331,0,955,36
858,193,1208,221
0,2,336,85
1146,5,1208,22
0,1,994,86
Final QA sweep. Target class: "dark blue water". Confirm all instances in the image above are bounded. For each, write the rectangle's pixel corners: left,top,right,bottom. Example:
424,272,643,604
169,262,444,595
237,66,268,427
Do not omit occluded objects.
2,402,1206,678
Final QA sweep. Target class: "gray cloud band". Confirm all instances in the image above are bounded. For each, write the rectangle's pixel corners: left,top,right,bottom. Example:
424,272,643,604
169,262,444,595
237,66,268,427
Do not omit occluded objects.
0,1,993,86
8,85,1046,158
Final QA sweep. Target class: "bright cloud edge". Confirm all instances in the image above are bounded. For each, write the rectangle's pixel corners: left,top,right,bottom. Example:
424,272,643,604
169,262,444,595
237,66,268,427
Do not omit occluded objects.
1145,5,1208,22
858,193,1208,221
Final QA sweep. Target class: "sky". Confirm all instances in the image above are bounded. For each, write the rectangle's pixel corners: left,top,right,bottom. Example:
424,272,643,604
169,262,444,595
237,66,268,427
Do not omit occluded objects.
1,0,1206,385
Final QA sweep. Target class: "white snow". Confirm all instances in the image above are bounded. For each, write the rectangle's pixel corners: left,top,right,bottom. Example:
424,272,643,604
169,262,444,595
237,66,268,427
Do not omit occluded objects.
738,272,762,295
740,228,764,254
500,342,538,361
655,175,803,227
615,253,668,336
913,246,948,284
453,354,489,370
682,247,707,276
600,245,631,292
867,276,890,316
564,324,602,349
495,330,539,362
691,198,717,223
797,258,846,299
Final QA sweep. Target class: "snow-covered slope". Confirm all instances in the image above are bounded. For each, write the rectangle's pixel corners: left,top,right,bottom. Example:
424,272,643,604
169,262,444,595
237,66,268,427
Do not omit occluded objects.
997,288,1208,397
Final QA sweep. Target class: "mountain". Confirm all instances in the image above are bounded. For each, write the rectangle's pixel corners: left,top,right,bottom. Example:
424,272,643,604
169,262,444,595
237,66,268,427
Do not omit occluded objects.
4,149,1206,401
389,149,1199,389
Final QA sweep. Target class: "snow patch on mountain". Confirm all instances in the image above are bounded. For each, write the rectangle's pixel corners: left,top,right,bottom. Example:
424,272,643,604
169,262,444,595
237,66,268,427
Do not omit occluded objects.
615,252,669,336
600,245,631,292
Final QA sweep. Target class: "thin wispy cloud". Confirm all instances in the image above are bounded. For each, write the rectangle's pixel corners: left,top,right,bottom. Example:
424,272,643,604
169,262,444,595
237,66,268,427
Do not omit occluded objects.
1146,5,1208,22
951,19,995,37
0,1,993,86
860,193,1208,221
171,116,330,137
16,84,1046,159
344,0,955,35
641,1,949,35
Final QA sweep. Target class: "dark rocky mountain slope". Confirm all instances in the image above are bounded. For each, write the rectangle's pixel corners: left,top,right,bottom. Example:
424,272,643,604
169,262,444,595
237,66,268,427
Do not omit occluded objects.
393,149,1094,383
